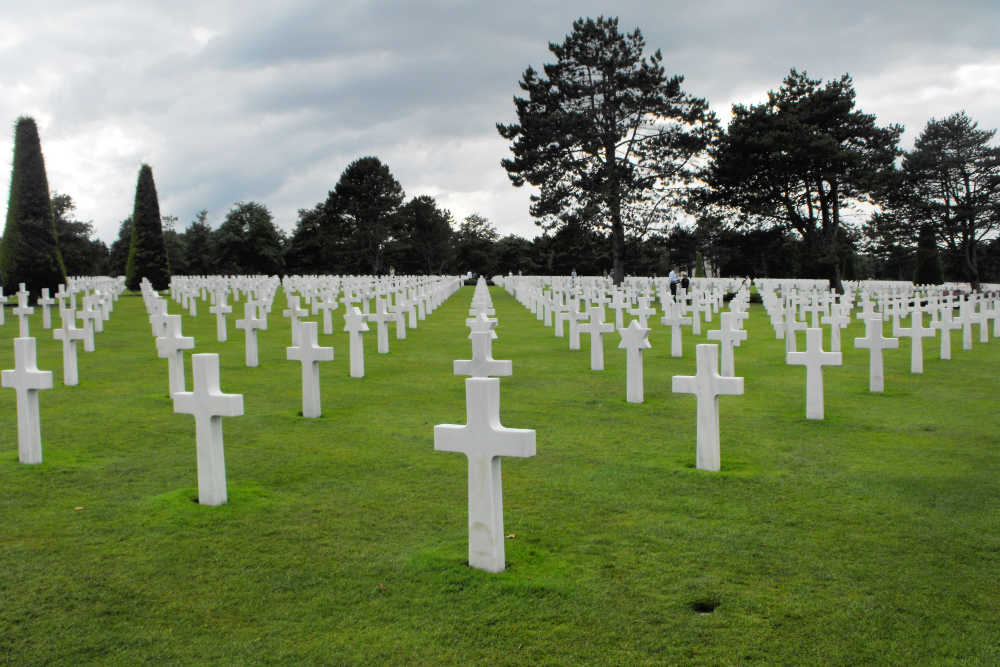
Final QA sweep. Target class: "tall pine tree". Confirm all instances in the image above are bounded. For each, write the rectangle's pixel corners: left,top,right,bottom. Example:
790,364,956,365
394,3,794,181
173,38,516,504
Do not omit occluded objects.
125,164,170,290
0,117,66,296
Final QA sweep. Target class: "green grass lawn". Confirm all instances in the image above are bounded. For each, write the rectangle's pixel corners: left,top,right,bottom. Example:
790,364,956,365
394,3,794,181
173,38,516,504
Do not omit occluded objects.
1,285,998,665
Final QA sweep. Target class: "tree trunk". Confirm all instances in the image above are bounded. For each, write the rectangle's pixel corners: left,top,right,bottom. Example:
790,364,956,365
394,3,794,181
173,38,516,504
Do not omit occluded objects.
611,212,625,285
964,235,980,291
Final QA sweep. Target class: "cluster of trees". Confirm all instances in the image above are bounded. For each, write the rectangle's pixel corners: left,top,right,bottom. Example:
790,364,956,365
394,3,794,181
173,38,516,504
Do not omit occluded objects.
4,17,998,292
498,16,1000,289
104,157,522,279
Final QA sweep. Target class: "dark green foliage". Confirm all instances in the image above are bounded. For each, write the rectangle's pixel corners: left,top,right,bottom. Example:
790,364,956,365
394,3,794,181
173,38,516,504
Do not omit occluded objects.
389,196,452,274
492,234,538,276
52,194,109,276
534,222,610,276
709,70,902,292
214,201,284,275
694,251,706,277
284,205,333,275
498,16,717,284
182,210,216,275
125,164,170,290
161,215,187,276
0,116,66,295
449,213,496,276
107,218,132,277
329,156,404,274
901,112,1000,290
914,223,943,284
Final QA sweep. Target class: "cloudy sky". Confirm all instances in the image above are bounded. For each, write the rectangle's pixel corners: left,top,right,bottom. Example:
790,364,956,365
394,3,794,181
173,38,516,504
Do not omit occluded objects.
1,1,998,245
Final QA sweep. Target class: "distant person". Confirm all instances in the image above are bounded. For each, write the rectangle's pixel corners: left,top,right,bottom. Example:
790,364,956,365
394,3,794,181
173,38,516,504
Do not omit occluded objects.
680,272,690,291
668,266,679,297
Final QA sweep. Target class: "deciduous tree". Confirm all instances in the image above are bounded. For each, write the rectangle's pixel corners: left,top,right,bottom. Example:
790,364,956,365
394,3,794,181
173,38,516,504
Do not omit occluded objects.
390,196,452,274
52,193,108,276
214,201,284,276
329,156,404,274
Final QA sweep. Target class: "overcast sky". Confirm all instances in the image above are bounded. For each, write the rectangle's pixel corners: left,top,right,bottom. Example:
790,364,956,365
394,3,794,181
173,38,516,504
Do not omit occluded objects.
1,1,998,245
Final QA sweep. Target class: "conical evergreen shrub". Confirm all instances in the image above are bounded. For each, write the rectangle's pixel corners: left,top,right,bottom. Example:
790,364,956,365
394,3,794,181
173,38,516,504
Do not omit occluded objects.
0,117,66,296
125,164,170,290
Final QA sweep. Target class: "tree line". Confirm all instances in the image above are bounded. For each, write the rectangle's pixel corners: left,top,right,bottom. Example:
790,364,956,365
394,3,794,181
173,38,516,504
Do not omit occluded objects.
3,16,998,293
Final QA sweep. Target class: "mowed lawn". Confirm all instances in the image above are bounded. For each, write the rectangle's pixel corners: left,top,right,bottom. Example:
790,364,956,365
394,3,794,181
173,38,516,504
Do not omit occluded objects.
1,284,998,665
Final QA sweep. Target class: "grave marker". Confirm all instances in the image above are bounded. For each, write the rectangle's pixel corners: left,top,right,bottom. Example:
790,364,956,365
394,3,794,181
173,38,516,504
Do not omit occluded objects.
895,310,935,373
434,377,536,573
618,319,651,403
286,321,334,417
156,314,195,395
579,306,615,370
172,353,243,506
853,316,899,392
786,327,841,419
343,307,370,378
234,301,266,367
1,337,53,464
52,307,86,385
672,344,743,472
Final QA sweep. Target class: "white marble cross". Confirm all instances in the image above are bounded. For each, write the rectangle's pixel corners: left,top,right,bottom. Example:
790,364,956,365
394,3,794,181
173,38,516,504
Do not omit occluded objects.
315,296,340,335
618,319,651,403
660,303,691,358
234,300,266,367
37,288,56,329
934,306,960,360
627,297,656,329
609,290,629,329
368,298,395,354
172,353,243,506
579,306,615,370
853,315,899,392
148,297,168,337
783,308,807,354
13,287,34,337
209,291,232,342
787,327,842,419
672,344,744,472
434,377,536,573
959,300,982,351
385,297,406,340
551,299,568,337
821,302,851,353
286,320,334,417
567,305,588,351
52,307,86,385
156,314,195,396
2,337,53,464
455,315,512,378
77,302,99,351
343,306,370,377
895,310,936,373
706,311,747,377
282,295,308,346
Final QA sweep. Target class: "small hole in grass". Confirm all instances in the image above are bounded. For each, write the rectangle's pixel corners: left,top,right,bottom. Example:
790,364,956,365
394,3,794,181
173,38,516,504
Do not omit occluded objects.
690,598,720,614
190,496,199,503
